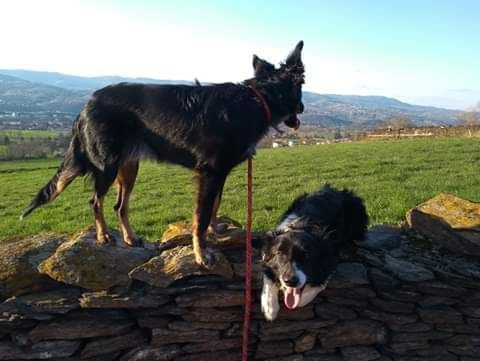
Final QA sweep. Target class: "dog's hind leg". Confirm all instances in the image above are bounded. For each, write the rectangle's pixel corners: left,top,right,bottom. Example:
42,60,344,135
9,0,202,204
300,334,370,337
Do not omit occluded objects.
114,160,142,247
91,167,118,245
192,169,227,267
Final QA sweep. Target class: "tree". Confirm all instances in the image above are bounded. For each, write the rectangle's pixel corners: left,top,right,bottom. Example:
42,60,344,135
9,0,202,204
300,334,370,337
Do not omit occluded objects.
381,116,415,130
456,111,480,127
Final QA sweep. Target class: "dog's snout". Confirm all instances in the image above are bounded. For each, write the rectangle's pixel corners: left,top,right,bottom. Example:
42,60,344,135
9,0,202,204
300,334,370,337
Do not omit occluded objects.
283,275,300,287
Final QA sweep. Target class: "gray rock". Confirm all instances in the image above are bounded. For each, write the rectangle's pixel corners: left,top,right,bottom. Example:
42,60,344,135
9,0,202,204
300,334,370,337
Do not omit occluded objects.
38,230,155,291
29,312,134,342
175,290,243,308
418,306,464,324
319,319,387,348
340,346,380,361
294,333,317,353
81,329,148,358
406,193,480,256
0,234,64,298
260,319,336,336
384,254,435,282
119,345,183,361
368,267,400,290
328,263,369,288
369,298,415,314
0,288,81,317
359,225,402,251
255,340,293,359
315,302,357,320
181,338,242,353
151,328,219,346
0,340,81,360
129,246,233,288
79,289,170,309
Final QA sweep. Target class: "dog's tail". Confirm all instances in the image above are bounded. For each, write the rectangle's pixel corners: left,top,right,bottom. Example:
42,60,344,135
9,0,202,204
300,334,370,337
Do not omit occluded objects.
341,189,369,242
20,118,88,219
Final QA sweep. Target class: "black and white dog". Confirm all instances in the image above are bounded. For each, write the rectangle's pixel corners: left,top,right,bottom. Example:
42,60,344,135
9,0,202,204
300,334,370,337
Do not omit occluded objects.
258,185,368,321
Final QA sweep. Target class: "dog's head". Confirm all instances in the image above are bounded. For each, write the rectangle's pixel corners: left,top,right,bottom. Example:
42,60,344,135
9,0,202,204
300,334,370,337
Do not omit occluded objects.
258,224,337,310
251,41,305,129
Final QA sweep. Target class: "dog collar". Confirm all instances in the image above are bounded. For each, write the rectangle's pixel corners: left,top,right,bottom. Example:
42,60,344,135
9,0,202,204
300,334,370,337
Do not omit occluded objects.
248,85,272,123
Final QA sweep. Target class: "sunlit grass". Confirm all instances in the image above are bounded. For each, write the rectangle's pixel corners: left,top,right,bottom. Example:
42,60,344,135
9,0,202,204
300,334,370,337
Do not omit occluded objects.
0,137,479,241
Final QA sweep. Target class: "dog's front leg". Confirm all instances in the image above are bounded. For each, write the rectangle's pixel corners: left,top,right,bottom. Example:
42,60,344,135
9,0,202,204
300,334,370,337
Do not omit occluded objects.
261,275,280,321
193,169,226,268
208,179,227,234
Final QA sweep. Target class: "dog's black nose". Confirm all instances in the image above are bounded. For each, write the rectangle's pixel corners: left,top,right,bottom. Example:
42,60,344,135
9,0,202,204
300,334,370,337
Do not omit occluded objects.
283,275,299,287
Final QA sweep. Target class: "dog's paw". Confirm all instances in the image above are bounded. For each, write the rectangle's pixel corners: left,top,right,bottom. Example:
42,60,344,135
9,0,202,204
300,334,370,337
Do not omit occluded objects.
261,293,280,321
96,232,116,245
124,236,144,247
195,247,217,269
261,276,280,321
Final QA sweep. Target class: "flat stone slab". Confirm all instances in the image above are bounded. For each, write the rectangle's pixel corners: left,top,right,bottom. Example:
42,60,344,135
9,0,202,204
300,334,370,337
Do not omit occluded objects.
159,216,246,251
0,288,81,317
80,289,170,309
0,340,81,360
319,319,387,348
38,230,156,291
384,254,435,282
358,225,402,251
130,246,233,288
0,234,64,298
29,311,134,342
406,193,480,256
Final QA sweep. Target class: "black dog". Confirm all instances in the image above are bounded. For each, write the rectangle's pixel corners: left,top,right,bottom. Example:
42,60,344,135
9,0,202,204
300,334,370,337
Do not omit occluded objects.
258,185,368,320
21,41,305,267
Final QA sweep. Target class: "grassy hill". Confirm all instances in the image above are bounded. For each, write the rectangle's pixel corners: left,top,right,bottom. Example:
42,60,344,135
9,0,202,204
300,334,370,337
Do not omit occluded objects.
0,138,479,241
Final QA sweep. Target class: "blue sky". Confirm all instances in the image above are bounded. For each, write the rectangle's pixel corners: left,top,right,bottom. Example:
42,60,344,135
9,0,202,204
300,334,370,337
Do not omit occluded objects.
1,0,479,109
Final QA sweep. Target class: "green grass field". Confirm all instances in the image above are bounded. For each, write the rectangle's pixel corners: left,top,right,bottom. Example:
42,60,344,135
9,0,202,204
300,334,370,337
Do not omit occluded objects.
0,130,66,139
0,138,479,241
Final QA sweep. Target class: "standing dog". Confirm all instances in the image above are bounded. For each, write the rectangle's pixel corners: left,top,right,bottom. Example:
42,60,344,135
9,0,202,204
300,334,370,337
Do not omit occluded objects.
21,41,305,267
258,185,368,320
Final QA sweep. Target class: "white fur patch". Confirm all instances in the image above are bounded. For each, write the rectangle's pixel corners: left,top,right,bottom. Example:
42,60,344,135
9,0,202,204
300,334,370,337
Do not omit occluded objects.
276,213,300,232
261,276,280,321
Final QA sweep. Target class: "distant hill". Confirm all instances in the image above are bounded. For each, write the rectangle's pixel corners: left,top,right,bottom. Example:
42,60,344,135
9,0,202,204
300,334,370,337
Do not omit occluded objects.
302,92,461,127
0,73,90,113
0,69,462,130
0,69,191,91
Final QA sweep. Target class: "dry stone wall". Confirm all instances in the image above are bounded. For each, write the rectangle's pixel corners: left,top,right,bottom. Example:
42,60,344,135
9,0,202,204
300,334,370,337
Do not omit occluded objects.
1,219,480,361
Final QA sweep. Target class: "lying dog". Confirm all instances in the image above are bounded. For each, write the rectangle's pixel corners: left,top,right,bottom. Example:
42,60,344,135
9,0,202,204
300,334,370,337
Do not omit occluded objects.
258,185,368,320
21,42,305,268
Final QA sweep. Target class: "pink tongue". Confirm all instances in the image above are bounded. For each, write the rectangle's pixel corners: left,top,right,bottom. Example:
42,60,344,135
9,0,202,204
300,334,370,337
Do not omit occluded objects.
284,287,301,309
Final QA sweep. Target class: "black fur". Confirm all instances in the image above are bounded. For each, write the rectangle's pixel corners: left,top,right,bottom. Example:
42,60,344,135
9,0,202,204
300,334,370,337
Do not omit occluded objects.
260,185,368,287
21,41,305,265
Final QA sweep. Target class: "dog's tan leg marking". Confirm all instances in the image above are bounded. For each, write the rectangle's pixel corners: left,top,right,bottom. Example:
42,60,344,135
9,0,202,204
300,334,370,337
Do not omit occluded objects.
91,194,114,244
115,161,140,247
192,169,225,268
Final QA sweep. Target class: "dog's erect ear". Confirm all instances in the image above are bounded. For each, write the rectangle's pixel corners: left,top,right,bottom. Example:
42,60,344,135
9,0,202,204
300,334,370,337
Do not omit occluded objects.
285,40,304,67
253,55,275,78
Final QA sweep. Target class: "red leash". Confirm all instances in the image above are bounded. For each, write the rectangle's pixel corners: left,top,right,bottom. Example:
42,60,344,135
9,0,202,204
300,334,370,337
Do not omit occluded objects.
242,157,253,361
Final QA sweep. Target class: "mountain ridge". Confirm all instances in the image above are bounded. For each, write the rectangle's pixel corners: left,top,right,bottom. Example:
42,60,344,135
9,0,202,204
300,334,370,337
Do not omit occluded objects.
0,69,462,129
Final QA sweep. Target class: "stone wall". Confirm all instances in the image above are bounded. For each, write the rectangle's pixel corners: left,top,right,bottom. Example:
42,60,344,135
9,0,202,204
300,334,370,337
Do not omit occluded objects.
1,220,480,361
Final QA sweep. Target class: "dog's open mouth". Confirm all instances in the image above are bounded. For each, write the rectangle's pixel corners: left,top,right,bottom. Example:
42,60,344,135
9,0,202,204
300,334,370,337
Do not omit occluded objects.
284,116,300,130
283,285,304,309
